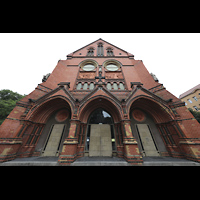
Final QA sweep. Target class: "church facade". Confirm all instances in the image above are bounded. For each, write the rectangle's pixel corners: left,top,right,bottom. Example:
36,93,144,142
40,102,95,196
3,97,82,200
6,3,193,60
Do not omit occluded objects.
1,38,200,165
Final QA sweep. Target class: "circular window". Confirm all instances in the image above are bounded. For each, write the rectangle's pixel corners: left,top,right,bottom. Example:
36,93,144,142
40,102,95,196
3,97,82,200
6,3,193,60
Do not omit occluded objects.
103,59,121,71
82,64,95,71
106,64,119,71
79,60,98,71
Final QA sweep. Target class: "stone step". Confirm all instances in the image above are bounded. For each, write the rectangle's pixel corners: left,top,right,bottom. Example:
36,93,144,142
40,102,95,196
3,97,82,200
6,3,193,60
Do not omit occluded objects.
0,156,59,166
70,156,130,166
1,156,199,166
71,161,130,166
143,161,200,166
0,161,59,166
142,156,200,166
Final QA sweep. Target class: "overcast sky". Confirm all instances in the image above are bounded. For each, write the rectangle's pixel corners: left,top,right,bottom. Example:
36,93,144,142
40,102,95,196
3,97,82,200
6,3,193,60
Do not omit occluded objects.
0,33,199,98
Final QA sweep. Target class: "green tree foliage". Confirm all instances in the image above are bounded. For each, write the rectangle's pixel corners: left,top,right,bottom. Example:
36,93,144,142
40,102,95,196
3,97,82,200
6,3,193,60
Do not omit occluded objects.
188,108,200,124
0,89,26,125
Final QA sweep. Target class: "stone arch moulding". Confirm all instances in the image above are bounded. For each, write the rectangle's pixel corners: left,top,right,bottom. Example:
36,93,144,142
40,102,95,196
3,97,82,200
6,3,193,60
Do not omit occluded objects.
78,96,123,123
27,96,73,124
102,59,122,69
78,59,99,69
128,95,174,124
87,46,95,50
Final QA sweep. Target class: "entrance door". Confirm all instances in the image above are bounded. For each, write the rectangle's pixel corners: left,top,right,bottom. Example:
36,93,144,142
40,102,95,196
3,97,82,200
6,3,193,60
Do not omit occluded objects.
89,124,112,157
42,124,65,156
136,124,160,156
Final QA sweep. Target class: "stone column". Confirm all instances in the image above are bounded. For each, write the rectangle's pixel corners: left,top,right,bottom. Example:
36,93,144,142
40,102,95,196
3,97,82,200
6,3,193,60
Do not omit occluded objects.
114,123,124,158
58,119,79,165
122,120,143,165
76,123,87,158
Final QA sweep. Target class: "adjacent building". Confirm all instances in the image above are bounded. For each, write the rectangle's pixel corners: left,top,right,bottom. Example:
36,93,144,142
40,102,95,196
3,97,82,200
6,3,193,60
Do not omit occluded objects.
179,84,200,112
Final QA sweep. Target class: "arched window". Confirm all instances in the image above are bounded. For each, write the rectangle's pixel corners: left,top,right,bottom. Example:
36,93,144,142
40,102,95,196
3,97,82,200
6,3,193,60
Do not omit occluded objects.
119,82,125,90
88,108,113,124
107,48,114,56
76,82,82,90
97,43,103,56
113,82,118,90
106,82,112,90
87,48,94,56
89,82,94,90
83,82,88,90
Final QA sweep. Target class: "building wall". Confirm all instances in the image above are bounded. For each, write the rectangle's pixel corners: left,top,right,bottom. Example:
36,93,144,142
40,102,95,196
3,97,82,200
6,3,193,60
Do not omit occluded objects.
180,89,200,112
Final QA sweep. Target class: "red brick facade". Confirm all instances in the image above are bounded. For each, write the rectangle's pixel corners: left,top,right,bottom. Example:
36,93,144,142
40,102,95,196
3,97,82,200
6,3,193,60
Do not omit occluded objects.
0,38,200,165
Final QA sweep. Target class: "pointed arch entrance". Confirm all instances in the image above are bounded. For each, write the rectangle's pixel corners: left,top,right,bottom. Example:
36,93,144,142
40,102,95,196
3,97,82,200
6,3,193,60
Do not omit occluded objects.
36,108,71,156
24,97,72,157
130,108,167,156
129,97,172,157
85,108,116,157
78,97,123,158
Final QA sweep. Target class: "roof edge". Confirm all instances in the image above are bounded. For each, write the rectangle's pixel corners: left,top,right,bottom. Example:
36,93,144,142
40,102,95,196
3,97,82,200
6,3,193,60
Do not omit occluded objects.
179,84,200,99
66,38,134,57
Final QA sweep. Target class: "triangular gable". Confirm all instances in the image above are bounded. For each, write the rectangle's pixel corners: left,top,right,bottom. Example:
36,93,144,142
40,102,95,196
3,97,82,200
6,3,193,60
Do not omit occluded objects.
79,85,121,108
33,86,76,107
67,38,133,57
125,85,169,106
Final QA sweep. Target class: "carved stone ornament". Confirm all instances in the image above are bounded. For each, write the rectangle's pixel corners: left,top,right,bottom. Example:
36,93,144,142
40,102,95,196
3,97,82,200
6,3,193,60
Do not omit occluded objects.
132,109,146,122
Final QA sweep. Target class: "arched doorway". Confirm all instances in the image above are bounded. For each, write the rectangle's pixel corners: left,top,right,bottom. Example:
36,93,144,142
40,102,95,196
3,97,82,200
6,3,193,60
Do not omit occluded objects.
130,108,167,157
85,108,116,157
129,97,172,157
78,97,123,158
35,108,71,156
28,97,72,157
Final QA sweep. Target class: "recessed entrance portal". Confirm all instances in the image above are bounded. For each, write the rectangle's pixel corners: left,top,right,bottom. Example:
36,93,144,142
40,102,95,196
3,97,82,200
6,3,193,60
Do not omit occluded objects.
130,108,167,157
42,124,66,156
34,107,71,157
89,124,112,157
136,124,160,156
85,108,116,157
